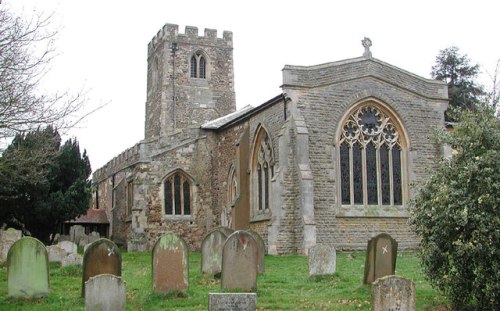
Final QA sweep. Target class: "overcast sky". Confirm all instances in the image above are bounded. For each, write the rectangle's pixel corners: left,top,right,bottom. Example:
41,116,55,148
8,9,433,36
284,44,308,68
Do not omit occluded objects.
6,0,500,172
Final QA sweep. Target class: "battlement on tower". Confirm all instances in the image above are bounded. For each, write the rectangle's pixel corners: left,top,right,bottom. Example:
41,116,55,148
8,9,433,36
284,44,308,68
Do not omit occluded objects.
147,23,233,55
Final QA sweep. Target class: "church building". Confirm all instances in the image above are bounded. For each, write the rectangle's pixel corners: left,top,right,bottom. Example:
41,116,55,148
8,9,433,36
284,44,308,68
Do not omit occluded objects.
92,24,448,254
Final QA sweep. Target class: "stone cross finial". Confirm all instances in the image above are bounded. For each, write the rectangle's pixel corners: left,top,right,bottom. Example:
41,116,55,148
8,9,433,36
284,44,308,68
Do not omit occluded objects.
362,37,372,58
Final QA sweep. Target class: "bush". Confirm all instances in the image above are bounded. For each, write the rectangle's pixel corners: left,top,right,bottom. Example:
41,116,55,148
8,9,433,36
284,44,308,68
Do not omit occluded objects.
409,106,500,310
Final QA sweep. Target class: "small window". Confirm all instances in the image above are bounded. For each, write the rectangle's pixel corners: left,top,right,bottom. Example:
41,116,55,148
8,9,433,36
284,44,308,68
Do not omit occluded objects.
190,51,207,79
126,181,133,216
164,172,191,216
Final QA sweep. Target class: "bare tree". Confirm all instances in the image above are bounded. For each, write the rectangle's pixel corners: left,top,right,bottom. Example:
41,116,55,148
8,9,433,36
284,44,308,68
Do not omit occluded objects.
485,59,500,116
0,5,94,143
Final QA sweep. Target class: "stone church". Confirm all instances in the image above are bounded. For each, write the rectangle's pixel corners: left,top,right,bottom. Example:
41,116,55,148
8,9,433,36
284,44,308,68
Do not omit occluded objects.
91,23,448,254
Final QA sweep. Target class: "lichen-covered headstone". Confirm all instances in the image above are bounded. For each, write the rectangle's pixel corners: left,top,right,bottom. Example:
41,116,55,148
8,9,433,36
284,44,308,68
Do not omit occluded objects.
47,245,68,263
221,230,258,291
82,238,121,297
248,230,265,274
58,240,77,254
363,233,398,284
7,237,49,298
308,245,336,276
152,233,189,294
0,228,22,264
62,253,83,267
201,229,228,275
213,226,234,238
208,293,257,311
85,274,126,311
372,275,416,311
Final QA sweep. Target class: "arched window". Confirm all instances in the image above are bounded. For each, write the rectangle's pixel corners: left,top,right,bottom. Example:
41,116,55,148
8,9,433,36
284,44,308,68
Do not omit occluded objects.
190,51,206,79
163,171,191,216
251,126,274,219
338,102,406,209
227,165,238,205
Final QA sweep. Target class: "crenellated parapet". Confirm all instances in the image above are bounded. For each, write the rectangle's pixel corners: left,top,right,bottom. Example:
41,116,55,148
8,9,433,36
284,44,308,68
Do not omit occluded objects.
93,142,149,183
147,23,233,56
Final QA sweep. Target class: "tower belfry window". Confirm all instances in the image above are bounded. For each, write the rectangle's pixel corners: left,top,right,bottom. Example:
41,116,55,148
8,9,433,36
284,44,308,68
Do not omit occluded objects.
190,51,206,78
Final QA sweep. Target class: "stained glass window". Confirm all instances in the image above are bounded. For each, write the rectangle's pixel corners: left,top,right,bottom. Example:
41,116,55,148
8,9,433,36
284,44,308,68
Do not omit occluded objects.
339,104,405,208
164,172,191,215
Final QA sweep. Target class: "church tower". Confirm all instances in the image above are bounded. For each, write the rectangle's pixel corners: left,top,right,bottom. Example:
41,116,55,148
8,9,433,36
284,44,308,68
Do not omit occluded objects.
145,24,236,139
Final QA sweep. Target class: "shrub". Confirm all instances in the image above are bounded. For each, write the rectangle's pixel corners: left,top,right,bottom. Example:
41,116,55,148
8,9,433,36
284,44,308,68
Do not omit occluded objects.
409,106,500,310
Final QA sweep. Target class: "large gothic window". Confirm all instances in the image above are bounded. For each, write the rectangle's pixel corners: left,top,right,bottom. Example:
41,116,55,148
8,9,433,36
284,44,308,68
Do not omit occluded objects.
338,103,406,209
163,171,191,216
251,126,274,220
190,51,206,79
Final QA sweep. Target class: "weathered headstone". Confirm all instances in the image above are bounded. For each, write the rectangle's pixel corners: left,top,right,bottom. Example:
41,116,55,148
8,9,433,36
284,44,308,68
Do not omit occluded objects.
7,237,49,298
70,225,85,243
372,275,416,311
208,293,257,311
82,238,121,297
201,229,228,275
0,228,22,264
221,230,258,291
88,231,100,243
58,240,78,254
47,245,68,263
308,245,336,276
363,233,398,284
152,233,189,294
85,274,126,311
61,253,83,267
212,226,235,238
248,230,265,274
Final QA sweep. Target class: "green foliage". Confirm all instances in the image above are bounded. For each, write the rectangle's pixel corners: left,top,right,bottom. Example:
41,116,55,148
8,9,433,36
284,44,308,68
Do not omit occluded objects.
409,106,500,309
0,127,91,243
431,46,484,120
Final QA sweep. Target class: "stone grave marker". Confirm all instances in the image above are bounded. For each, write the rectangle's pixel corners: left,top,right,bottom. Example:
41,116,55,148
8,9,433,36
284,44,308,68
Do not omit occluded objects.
363,233,398,284
0,228,22,264
47,245,68,263
58,240,78,254
62,253,83,267
213,226,235,237
85,274,126,311
7,237,49,298
308,245,336,276
372,275,416,311
221,230,258,291
248,230,265,274
208,293,257,311
152,232,189,294
201,229,228,275
82,238,121,297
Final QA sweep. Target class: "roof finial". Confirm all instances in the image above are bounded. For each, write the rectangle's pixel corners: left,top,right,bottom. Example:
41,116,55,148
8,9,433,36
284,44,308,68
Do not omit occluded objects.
362,37,372,58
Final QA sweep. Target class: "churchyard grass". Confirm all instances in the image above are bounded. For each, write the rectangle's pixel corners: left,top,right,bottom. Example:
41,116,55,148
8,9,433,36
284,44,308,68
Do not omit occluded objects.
0,251,447,310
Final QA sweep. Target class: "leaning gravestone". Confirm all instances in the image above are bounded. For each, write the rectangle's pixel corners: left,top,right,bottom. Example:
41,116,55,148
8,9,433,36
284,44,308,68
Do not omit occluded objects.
0,228,22,264
62,253,83,267
221,230,258,291
208,293,257,311
152,233,189,294
82,238,121,297
47,245,68,263
363,233,398,284
7,237,49,298
58,240,78,254
248,230,266,274
308,245,336,276
85,274,126,311
201,229,228,275
372,275,416,311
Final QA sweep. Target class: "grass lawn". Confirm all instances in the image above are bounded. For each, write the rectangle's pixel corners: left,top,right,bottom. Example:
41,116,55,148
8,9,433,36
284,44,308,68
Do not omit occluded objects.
0,251,448,310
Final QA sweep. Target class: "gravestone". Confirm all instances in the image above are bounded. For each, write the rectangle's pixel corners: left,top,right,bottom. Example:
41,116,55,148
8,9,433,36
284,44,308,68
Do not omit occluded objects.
0,228,22,264
212,226,234,238
62,253,83,267
363,233,398,284
82,238,121,297
208,293,257,311
47,245,68,263
7,237,49,298
308,245,336,276
201,229,228,275
221,230,258,291
88,231,100,243
152,233,189,294
372,275,416,311
70,225,85,243
248,230,265,274
85,274,126,311
58,240,78,254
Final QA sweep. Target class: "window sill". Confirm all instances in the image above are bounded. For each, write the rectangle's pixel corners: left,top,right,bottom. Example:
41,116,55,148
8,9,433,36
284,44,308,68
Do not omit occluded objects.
163,215,194,221
337,205,408,217
250,211,271,222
